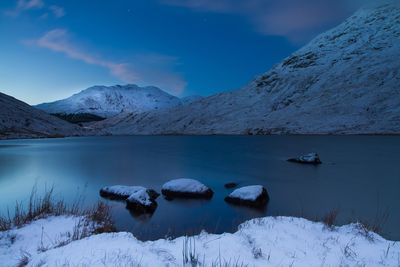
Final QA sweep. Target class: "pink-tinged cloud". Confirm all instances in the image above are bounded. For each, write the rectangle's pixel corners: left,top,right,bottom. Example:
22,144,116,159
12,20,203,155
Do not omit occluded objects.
25,29,186,95
162,0,363,41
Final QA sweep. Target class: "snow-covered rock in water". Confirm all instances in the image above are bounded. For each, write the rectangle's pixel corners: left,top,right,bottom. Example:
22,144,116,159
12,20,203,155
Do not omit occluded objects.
99,185,159,200
94,3,400,135
36,84,182,118
225,185,269,208
0,92,84,139
161,178,213,199
126,188,158,213
288,152,322,164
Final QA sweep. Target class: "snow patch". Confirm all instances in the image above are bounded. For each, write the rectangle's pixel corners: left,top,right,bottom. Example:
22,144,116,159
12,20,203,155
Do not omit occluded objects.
100,185,147,199
228,185,264,201
162,178,210,193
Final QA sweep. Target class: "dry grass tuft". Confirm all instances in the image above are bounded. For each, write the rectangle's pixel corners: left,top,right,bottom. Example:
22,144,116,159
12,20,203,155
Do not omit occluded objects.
0,186,115,234
322,209,339,229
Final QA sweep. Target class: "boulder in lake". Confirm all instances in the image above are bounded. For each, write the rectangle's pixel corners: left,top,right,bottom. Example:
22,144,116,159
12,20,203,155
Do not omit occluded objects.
126,188,158,213
287,153,322,164
100,185,159,200
225,185,269,208
161,178,213,199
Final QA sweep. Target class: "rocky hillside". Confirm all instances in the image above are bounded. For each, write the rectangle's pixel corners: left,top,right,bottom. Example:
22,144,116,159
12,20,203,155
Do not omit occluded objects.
36,84,182,118
0,92,83,139
94,2,400,135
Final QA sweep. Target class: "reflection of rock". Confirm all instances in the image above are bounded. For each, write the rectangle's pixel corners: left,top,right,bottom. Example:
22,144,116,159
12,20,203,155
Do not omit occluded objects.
287,153,322,165
225,185,269,208
126,188,158,213
161,178,213,199
128,209,155,222
99,185,159,200
224,182,238,189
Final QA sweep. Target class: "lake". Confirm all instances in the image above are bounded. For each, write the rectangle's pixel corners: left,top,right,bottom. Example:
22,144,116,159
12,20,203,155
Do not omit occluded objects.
0,136,399,240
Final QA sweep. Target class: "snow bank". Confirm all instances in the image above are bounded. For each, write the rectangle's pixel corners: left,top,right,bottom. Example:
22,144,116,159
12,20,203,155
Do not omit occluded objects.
288,152,322,164
161,178,213,199
0,216,91,267
225,185,269,207
5,216,398,267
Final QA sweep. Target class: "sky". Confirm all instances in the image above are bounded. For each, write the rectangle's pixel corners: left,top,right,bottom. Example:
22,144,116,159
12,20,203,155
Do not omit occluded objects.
0,0,367,105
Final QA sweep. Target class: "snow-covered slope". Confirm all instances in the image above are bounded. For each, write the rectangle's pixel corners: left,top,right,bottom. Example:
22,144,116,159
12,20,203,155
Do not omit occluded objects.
36,84,182,118
95,3,400,135
2,215,399,267
0,92,83,139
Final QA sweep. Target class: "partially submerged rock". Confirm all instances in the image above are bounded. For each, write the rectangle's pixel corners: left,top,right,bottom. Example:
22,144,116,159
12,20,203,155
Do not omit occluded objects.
126,188,158,213
224,182,238,189
225,185,269,208
100,185,159,200
287,153,322,164
161,178,213,199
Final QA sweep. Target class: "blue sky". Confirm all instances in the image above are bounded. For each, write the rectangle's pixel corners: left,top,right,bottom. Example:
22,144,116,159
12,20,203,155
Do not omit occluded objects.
0,0,365,104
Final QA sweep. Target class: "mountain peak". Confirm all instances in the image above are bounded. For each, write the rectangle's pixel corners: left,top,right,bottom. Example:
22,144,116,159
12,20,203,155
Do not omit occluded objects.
36,84,182,118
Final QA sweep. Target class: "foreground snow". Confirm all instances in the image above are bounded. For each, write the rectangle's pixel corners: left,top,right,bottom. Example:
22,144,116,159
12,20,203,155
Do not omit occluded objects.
0,216,93,267
1,216,399,267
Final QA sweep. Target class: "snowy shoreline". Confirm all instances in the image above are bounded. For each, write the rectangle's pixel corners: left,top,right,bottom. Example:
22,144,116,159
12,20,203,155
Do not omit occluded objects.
1,215,399,267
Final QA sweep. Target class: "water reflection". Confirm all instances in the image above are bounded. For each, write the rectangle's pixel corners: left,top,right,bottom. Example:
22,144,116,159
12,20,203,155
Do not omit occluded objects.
0,136,399,241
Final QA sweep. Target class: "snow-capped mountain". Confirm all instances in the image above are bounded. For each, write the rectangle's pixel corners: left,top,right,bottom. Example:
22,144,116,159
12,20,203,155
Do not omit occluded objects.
94,2,400,135
36,84,182,118
0,92,83,139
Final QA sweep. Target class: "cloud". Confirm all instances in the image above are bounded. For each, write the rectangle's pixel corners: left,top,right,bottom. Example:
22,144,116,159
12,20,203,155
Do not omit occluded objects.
162,0,365,41
49,5,65,18
5,0,44,16
5,0,65,18
25,29,186,95
17,0,44,10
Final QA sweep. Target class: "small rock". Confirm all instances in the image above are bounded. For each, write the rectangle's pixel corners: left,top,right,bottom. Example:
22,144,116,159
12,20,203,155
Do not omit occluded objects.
225,185,269,208
161,178,213,199
126,188,158,213
287,153,322,164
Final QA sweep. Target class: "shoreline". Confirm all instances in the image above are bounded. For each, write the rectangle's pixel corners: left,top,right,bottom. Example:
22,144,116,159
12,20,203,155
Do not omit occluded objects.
1,133,400,141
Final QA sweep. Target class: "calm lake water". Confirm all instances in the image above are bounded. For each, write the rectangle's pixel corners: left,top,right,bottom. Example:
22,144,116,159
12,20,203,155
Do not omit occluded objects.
0,136,399,240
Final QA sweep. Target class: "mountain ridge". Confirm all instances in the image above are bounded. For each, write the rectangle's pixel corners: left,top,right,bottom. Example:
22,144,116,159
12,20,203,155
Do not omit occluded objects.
0,92,85,139
92,2,400,135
